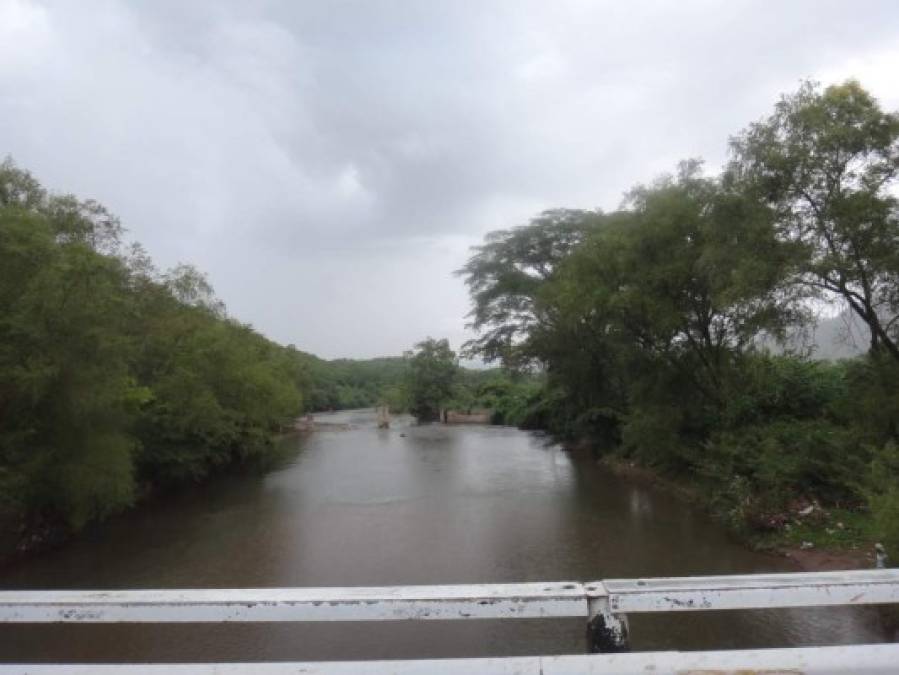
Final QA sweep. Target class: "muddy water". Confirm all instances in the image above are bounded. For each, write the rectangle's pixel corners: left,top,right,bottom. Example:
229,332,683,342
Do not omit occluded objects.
0,409,888,662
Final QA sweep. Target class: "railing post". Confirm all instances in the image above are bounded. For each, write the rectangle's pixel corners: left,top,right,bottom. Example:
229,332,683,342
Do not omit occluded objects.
876,543,888,569
585,583,629,653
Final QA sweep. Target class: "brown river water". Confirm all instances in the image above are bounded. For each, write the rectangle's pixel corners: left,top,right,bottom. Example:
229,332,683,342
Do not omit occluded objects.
0,409,889,663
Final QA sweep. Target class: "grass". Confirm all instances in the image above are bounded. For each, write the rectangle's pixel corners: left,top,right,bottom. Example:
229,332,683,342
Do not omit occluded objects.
752,507,876,552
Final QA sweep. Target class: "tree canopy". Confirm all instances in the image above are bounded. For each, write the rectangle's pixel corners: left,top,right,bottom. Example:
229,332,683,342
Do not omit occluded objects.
404,338,459,422
460,80,899,544
0,160,306,542
728,80,899,359
456,209,602,368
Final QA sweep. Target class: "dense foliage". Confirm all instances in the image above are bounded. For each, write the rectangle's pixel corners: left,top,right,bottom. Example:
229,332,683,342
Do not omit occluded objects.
448,368,544,427
0,159,309,544
403,338,459,422
460,80,899,547
296,353,409,412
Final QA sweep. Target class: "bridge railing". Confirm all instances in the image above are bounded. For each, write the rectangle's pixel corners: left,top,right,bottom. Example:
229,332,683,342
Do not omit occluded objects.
1,568,898,673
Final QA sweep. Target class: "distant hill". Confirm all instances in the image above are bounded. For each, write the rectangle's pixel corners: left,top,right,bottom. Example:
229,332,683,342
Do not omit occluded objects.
762,310,868,360
809,311,869,360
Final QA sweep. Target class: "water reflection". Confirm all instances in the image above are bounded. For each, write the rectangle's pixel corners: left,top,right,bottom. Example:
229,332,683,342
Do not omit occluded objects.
628,487,653,520
0,409,888,662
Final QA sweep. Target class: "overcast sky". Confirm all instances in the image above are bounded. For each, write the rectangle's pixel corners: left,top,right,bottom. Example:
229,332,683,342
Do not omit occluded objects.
2,0,899,358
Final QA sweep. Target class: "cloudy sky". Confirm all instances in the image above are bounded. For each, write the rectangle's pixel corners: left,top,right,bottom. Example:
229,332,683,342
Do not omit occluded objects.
2,0,898,358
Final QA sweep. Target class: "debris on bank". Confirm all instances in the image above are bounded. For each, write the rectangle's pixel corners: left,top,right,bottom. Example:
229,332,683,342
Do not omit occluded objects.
597,456,887,573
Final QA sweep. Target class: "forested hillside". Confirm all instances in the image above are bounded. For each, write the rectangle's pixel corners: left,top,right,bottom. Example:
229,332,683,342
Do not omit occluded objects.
295,353,409,412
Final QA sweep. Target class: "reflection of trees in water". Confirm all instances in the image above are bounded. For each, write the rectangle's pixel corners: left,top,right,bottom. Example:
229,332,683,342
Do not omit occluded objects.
629,488,653,519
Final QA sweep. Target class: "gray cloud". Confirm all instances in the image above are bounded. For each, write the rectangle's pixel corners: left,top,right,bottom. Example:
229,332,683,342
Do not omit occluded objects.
2,0,899,356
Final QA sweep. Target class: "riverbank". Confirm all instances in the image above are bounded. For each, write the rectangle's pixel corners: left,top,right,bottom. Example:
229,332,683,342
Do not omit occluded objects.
0,430,307,568
595,454,881,573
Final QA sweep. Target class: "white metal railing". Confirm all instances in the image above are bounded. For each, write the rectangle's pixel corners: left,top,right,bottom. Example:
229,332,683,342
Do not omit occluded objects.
1,569,898,673
1,645,898,674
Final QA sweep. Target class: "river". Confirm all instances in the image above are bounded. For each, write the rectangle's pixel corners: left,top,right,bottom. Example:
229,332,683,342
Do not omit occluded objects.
0,409,888,663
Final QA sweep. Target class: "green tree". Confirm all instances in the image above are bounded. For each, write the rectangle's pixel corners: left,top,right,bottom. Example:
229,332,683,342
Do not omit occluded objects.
522,163,798,454
0,161,141,528
456,209,601,367
728,80,899,360
130,269,301,484
606,161,799,405
455,82,899,537
404,338,458,422
0,159,306,547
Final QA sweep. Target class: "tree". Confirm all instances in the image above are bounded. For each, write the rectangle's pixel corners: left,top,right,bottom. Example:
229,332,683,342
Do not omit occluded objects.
609,161,800,403
0,162,140,528
0,159,307,544
404,338,458,422
0,156,44,208
452,82,899,530
728,80,899,360
456,209,602,367
466,162,801,459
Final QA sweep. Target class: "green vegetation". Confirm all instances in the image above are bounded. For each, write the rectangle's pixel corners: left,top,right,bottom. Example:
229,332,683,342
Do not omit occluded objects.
460,80,899,553
0,159,411,554
296,354,409,412
447,368,544,426
403,338,459,422
396,341,544,426
0,159,310,547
